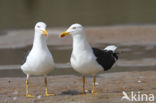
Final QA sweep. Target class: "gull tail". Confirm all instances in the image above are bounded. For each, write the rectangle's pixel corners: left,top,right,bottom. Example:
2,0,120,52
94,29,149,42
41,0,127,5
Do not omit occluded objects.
104,45,119,61
104,45,117,52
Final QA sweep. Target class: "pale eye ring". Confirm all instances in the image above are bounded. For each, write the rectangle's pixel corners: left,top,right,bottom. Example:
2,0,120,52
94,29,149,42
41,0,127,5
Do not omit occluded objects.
37,25,40,28
72,27,76,29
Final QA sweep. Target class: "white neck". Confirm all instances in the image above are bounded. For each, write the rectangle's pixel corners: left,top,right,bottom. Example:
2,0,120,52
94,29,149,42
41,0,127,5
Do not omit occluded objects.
32,31,47,50
72,33,92,53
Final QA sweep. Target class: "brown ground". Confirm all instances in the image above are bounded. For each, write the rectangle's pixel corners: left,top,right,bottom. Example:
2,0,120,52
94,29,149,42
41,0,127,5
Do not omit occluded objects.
0,71,155,103
0,26,156,103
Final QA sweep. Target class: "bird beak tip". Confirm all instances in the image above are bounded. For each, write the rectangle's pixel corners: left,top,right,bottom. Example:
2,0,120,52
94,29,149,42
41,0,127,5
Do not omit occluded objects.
59,34,65,38
42,30,48,37
59,32,69,38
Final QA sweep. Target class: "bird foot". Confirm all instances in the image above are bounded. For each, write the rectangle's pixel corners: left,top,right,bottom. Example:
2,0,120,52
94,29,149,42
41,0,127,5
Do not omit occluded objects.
91,91,96,95
45,93,55,96
82,92,86,95
26,94,35,98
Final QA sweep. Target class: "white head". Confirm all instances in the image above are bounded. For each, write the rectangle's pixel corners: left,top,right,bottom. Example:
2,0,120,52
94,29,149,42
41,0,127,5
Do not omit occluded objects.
59,23,84,37
35,22,48,37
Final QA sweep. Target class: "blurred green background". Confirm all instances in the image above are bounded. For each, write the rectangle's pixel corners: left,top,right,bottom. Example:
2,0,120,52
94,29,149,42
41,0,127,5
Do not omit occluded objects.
0,0,156,29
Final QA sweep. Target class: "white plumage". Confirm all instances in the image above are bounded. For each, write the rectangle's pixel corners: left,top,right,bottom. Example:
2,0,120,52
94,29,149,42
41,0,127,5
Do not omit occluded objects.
21,22,55,97
21,22,54,75
70,30,103,75
21,41,54,75
60,23,118,95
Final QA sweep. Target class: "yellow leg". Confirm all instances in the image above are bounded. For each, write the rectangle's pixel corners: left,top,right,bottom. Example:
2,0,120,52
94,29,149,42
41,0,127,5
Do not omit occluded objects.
44,76,55,96
25,79,35,98
82,75,86,95
91,76,96,95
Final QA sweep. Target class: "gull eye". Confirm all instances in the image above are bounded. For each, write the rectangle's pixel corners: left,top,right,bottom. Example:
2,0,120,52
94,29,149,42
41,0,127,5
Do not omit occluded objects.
72,27,76,29
37,25,40,28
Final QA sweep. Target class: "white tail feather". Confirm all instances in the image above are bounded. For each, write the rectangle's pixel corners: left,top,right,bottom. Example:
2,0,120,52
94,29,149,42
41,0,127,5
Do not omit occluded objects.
104,45,117,52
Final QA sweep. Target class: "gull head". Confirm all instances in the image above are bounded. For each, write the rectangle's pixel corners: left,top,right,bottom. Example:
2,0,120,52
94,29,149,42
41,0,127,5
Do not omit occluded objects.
35,22,48,37
60,23,84,38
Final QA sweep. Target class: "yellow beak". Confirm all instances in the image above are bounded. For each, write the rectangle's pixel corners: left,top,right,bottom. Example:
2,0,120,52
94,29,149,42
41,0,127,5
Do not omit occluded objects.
42,30,48,37
59,32,69,38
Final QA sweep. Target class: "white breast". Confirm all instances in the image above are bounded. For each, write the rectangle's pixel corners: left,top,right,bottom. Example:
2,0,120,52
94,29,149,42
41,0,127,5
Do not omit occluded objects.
21,48,55,75
70,46,103,75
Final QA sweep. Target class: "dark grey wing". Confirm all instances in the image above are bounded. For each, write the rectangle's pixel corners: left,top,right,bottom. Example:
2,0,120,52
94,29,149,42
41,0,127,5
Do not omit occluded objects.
92,48,118,71
21,50,30,65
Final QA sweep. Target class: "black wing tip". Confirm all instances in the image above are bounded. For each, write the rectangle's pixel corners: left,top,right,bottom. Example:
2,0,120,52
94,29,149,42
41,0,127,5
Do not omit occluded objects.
92,48,118,71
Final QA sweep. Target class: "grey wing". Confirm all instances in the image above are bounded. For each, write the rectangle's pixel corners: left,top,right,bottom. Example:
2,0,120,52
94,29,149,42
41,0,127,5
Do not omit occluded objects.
21,50,30,65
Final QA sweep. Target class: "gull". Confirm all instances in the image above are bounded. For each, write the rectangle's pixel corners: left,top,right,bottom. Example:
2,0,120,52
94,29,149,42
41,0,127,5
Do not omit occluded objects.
21,22,55,97
59,24,118,95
